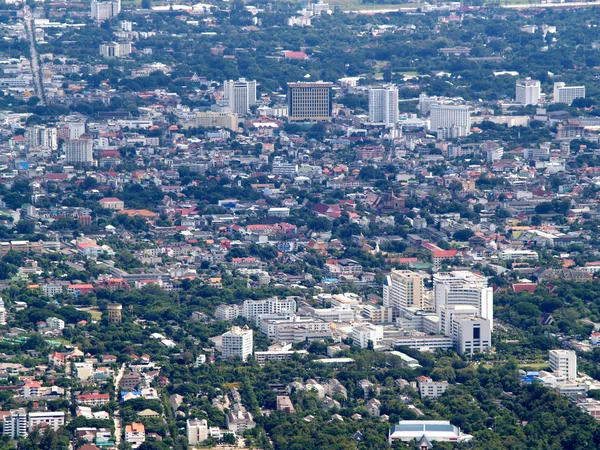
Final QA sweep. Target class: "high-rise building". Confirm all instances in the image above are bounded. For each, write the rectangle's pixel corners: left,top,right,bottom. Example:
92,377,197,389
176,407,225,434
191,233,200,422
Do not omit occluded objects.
221,326,253,362
0,297,6,326
27,126,58,151
433,271,493,329
549,349,577,380
223,78,257,115
515,78,541,105
99,42,131,58
383,270,425,312
3,409,27,438
65,135,93,165
187,418,209,445
452,316,491,356
287,81,333,122
429,104,471,137
107,303,122,324
242,298,296,325
68,122,86,140
368,84,398,128
553,82,585,105
91,0,121,20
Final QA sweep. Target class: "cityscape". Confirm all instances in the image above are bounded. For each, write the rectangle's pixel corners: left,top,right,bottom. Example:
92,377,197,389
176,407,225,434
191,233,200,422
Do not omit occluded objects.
0,0,597,449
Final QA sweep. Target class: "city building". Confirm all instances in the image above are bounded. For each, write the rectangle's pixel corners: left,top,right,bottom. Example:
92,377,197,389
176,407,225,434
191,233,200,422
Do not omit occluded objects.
388,420,473,445
27,126,58,151
98,197,125,210
418,377,449,398
221,326,254,362
433,271,493,329
429,104,471,137
187,418,208,446
3,409,27,438
287,82,333,122
223,78,257,115
65,136,93,165
549,349,577,380
383,269,425,312
46,317,65,330
276,396,296,413
28,411,65,432
215,304,241,321
272,157,298,176
107,303,122,324
0,298,6,326
254,342,308,365
368,84,398,128
125,422,145,449
553,82,585,105
259,315,331,342
91,0,121,20
99,42,132,58
452,316,491,356
516,78,541,105
242,298,297,325
194,112,239,130
352,323,384,349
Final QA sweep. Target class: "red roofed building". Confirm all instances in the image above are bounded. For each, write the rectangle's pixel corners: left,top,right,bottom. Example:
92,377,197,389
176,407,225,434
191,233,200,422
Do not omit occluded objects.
284,51,309,60
77,393,111,406
512,283,537,294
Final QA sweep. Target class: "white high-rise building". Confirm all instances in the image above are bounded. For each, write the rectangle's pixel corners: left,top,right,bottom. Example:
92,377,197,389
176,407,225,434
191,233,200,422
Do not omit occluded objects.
27,126,58,151
65,135,93,165
221,326,253,362
515,78,541,105
429,104,471,137
549,349,577,380
223,78,257,115
187,418,208,445
352,323,384,349
68,122,86,140
452,316,491,356
383,270,425,312
3,409,27,438
433,271,493,330
0,297,6,326
553,82,585,105
91,0,121,20
368,84,398,128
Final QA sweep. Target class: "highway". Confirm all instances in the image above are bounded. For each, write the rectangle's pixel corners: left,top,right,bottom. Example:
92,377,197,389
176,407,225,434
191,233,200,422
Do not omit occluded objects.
23,5,45,105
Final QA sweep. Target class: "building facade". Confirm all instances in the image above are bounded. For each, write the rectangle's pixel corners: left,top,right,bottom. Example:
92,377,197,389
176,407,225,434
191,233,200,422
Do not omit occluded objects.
516,78,541,105
287,82,333,122
429,104,471,137
368,84,398,128
221,326,254,362
384,269,425,312
223,78,257,115
549,349,577,380
553,82,585,105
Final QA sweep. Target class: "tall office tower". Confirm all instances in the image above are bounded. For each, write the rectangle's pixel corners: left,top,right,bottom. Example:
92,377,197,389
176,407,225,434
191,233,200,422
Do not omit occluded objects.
3,409,27,438
287,81,333,122
221,326,254,362
368,84,398,128
429,104,471,137
383,270,425,312
549,349,577,380
223,78,257,115
27,126,58,151
553,82,586,105
65,134,93,165
515,78,541,105
433,271,493,329
91,0,121,20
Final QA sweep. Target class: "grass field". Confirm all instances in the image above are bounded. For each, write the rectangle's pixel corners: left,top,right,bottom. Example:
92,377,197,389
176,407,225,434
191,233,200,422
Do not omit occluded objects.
78,307,102,321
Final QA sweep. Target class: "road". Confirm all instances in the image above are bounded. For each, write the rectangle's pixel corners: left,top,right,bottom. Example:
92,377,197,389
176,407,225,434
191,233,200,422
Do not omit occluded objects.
22,5,45,104
501,0,600,8
113,363,126,446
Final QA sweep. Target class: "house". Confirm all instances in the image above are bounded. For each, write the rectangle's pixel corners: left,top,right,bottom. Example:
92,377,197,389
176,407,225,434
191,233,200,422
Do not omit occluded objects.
98,197,124,210
366,398,381,417
125,422,145,449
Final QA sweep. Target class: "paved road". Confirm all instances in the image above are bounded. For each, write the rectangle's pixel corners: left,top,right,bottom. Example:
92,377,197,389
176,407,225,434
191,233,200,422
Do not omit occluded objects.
113,363,126,446
23,5,45,104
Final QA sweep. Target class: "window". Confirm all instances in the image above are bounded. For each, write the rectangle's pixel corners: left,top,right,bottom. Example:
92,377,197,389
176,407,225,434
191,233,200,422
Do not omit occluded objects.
473,326,480,340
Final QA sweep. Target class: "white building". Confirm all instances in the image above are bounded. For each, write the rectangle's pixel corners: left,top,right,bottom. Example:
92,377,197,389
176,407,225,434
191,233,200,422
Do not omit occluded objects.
433,271,493,330
215,304,240,321
27,126,58,151
516,78,541,105
388,420,472,446
91,0,121,20
29,411,65,432
0,298,6,326
65,137,93,165
3,409,27,438
221,326,253,362
242,298,296,325
187,418,208,446
549,349,577,380
452,316,491,356
272,157,298,176
368,84,398,128
553,82,585,105
99,42,132,58
260,315,331,342
223,78,257,115
254,342,308,364
352,323,384,349
418,377,449,398
125,422,145,449
429,104,471,137
46,317,65,330
383,269,425,312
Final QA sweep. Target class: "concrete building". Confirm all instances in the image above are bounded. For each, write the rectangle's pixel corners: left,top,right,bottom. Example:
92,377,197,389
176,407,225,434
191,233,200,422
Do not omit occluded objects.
276,396,295,413
226,407,256,434
384,269,425,312
125,422,145,449
107,303,122,324
352,323,384,349
194,112,238,130
254,342,308,364
46,317,65,330
368,84,398,128
433,271,493,330
287,81,333,122
242,298,296,325
452,316,491,356
516,78,541,105
99,42,131,58
215,304,240,321
98,197,125,210
260,315,331,342
187,418,208,445
429,104,471,137
418,377,449,398
223,78,257,115
65,136,93,165
0,298,6,326
3,409,27,438
388,420,473,446
549,349,577,380
272,157,298,176
28,411,65,432
221,326,253,362
553,82,585,105
27,126,58,151
91,0,121,20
